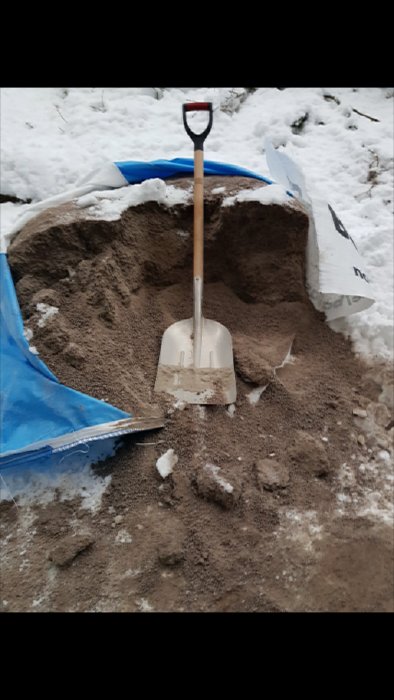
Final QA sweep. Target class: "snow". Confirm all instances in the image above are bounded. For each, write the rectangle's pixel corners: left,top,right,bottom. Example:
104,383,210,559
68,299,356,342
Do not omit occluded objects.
136,597,154,612
247,384,269,405
156,448,178,478
247,342,295,405
115,529,133,544
335,455,393,525
0,201,31,252
23,327,33,342
76,179,191,221
0,466,112,513
1,87,393,360
275,344,296,370
222,183,291,207
36,302,59,327
280,509,324,553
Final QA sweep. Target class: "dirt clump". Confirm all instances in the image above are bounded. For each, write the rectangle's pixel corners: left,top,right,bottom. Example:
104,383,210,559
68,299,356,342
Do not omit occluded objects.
48,535,95,568
255,459,290,491
194,462,242,510
287,431,331,478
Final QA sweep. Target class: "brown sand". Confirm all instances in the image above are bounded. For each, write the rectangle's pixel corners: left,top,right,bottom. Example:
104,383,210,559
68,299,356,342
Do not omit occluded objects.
1,176,393,612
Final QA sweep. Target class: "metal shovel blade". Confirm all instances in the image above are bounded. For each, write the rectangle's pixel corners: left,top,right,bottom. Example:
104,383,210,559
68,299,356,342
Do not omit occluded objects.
154,317,237,405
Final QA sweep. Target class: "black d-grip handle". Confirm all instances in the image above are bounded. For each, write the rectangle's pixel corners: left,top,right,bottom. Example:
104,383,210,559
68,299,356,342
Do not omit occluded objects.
183,102,213,150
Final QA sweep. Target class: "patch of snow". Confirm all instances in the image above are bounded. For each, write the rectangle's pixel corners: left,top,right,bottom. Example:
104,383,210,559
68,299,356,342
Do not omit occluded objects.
226,403,236,417
32,596,45,608
247,384,269,405
211,186,226,194
0,466,112,514
281,508,324,552
335,454,393,525
76,179,191,221
23,327,33,342
197,406,206,420
136,597,154,612
274,344,296,370
156,448,178,478
115,529,133,544
36,303,59,327
204,463,234,493
0,201,32,252
122,568,141,579
222,183,291,208
247,343,295,406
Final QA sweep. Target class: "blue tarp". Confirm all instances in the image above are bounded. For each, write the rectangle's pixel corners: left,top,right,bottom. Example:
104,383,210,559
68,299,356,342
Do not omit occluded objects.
115,157,273,185
1,157,275,473
0,254,135,470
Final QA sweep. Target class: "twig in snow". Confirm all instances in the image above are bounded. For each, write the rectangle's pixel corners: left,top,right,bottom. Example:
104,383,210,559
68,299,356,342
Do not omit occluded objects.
54,105,68,123
91,90,107,113
355,150,381,200
352,108,380,122
323,93,341,105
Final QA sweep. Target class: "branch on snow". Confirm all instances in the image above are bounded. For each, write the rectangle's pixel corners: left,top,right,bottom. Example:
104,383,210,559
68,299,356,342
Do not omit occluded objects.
352,108,380,123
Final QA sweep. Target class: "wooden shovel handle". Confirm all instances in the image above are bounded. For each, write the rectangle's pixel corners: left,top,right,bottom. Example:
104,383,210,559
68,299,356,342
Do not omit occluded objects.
193,150,204,278
182,103,213,280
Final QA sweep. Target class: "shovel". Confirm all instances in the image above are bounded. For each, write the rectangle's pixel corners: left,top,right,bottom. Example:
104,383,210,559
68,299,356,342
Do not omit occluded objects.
154,101,236,405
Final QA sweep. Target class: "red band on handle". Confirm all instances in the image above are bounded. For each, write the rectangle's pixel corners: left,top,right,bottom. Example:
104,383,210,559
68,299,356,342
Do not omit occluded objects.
184,102,211,112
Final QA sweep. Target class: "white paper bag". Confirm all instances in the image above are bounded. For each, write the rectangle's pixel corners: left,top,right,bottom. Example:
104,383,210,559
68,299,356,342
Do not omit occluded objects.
265,140,374,320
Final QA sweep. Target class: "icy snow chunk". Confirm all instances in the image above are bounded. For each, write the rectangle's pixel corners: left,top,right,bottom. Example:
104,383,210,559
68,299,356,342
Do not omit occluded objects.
275,344,295,370
204,463,234,494
115,529,133,544
23,327,33,342
156,449,178,478
77,179,191,221
222,184,291,208
0,466,112,514
36,303,59,327
247,384,269,405
227,404,236,417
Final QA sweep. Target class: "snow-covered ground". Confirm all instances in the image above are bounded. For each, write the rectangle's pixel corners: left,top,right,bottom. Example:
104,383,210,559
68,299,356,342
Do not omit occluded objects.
1,87,393,360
